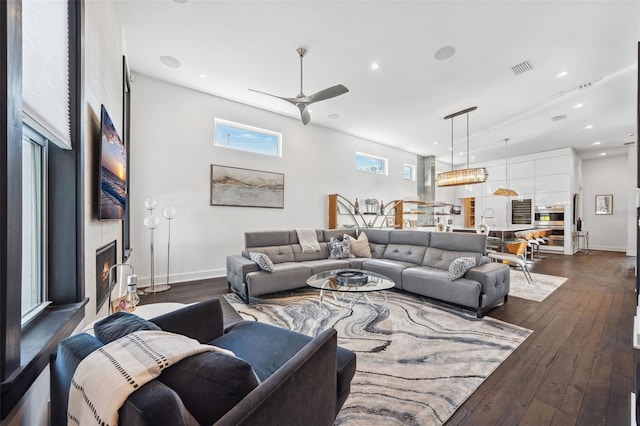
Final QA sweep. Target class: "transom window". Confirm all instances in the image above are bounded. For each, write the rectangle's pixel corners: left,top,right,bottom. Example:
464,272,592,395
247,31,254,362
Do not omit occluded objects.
355,152,388,175
403,164,416,181
214,118,282,157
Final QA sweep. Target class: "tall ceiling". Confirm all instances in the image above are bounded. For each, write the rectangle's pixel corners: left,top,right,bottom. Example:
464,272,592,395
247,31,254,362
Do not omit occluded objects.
118,1,639,165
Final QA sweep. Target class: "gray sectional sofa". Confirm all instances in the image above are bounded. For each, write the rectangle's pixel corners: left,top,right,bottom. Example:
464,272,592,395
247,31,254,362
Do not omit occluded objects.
226,228,510,317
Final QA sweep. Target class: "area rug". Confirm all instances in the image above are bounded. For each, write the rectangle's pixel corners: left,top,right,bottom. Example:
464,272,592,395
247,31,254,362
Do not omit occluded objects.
225,289,531,425
508,270,568,302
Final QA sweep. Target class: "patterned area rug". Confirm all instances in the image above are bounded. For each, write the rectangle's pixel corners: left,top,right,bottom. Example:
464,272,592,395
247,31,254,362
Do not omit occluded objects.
508,270,568,302
226,289,531,425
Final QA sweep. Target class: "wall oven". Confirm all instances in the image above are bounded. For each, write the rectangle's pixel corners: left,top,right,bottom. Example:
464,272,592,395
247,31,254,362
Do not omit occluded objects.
534,205,564,247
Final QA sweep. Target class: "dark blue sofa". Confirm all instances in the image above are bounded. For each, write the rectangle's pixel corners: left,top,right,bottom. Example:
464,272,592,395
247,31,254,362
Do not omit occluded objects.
50,298,356,426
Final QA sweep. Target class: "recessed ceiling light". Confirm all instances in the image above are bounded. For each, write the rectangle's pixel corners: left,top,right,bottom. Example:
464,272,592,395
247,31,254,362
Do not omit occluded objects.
434,46,456,61
198,73,207,79
448,147,453,151
433,141,438,145
458,151,464,155
328,113,340,119
371,63,379,70
584,125,593,130
629,132,636,137
556,71,568,78
599,152,606,156
592,141,601,145
159,55,181,68
471,156,475,160
573,103,583,109
173,0,188,3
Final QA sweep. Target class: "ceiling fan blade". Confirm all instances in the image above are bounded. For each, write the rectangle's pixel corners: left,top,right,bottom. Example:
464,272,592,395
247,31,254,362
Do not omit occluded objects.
298,104,311,125
249,88,300,105
300,84,349,104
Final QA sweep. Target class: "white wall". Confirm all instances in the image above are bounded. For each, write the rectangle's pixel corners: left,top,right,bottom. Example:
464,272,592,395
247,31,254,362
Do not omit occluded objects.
582,154,629,252
128,75,417,284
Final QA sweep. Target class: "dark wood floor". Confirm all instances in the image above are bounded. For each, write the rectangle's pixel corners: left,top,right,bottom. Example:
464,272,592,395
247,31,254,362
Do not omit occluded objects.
140,250,637,425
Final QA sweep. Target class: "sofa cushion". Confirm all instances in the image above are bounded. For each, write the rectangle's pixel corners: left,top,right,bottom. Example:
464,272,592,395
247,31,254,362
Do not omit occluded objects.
214,321,356,405
94,312,161,344
388,230,430,246
430,232,486,254
383,244,427,265
347,232,372,258
249,251,274,272
247,245,295,264
292,242,331,262
323,228,357,242
369,243,387,259
448,257,477,281
157,351,260,425
402,267,482,308
301,259,350,274
246,263,312,297
360,258,415,289
422,247,482,270
245,231,290,248
328,236,351,260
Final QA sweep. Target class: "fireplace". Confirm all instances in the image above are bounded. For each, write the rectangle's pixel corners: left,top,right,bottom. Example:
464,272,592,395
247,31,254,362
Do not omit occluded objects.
96,240,117,312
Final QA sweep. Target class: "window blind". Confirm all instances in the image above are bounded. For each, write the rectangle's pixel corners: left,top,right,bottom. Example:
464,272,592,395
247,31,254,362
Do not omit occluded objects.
22,0,71,149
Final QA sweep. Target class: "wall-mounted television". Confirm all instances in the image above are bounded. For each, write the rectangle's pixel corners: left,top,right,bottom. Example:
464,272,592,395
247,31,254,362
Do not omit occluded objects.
99,105,127,220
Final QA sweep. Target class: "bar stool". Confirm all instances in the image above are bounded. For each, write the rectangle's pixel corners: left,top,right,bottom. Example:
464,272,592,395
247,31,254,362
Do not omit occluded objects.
488,240,533,284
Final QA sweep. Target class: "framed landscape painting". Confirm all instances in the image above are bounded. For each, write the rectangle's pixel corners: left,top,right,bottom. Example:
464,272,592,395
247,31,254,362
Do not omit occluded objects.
210,165,284,208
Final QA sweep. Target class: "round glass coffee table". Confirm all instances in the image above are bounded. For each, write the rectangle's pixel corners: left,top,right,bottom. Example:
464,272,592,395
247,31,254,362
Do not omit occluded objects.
306,269,395,311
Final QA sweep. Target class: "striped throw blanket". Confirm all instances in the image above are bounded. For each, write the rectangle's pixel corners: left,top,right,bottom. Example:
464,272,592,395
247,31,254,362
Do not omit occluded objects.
67,330,232,426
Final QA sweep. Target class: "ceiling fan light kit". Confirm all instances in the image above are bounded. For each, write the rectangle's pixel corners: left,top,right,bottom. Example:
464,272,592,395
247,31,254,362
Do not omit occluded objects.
249,47,349,125
437,106,489,187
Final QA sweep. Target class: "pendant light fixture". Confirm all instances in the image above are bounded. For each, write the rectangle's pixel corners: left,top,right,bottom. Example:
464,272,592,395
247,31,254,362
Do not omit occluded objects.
493,138,519,196
437,106,489,187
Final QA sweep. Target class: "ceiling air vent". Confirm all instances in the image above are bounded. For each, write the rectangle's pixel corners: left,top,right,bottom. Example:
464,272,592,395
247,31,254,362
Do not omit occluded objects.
510,61,533,75
624,141,636,146
551,114,567,121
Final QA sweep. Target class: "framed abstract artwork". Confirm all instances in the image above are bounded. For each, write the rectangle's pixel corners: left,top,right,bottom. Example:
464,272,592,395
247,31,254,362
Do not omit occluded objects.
595,194,613,215
210,165,284,208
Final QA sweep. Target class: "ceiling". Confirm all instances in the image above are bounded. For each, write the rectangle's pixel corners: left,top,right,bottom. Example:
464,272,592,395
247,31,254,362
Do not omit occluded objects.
118,1,639,165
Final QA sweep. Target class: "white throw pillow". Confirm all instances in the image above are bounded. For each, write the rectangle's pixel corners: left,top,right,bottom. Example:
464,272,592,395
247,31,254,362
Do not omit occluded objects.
346,232,372,258
249,252,274,272
448,257,476,281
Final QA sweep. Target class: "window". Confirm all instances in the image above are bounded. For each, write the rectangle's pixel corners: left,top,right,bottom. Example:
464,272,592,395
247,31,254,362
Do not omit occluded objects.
355,152,388,175
21,125,47,323
403,164,416,181
214,118,282,157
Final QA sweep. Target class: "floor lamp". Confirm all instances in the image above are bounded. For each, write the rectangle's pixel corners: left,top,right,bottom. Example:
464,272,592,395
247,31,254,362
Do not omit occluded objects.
142,197,170,294
162,206,176,288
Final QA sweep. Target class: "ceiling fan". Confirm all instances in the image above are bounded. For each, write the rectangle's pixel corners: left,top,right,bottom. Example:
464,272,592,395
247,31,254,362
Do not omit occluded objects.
249,48,349,125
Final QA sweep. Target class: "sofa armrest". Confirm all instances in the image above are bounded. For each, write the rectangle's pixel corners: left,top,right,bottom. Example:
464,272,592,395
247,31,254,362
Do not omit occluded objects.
464,262,510,292
150,298,224,343
227,255,259,288
214,328,338,426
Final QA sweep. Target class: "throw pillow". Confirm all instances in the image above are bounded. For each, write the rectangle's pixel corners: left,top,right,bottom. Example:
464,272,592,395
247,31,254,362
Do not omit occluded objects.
448,257,477,281
157,351,261,425
94,312,161,344
328,236,351,260
249,251,274,272
346,232,372,258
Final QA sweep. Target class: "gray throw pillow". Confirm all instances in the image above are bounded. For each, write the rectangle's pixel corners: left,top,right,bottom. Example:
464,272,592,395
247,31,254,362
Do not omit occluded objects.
328,236,351,260
448,257,477,281
249,251,274,272
94,312,161,344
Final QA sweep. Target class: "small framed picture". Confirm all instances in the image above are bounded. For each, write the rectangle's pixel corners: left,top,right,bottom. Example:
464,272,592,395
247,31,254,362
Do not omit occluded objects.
111,295,135,313
386,216,395,228
595,194,613,215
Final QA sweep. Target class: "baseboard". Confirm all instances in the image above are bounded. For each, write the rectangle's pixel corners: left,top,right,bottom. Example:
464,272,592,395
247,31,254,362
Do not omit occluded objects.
137,268,226,288
627,250,637,257
588,245,627,253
